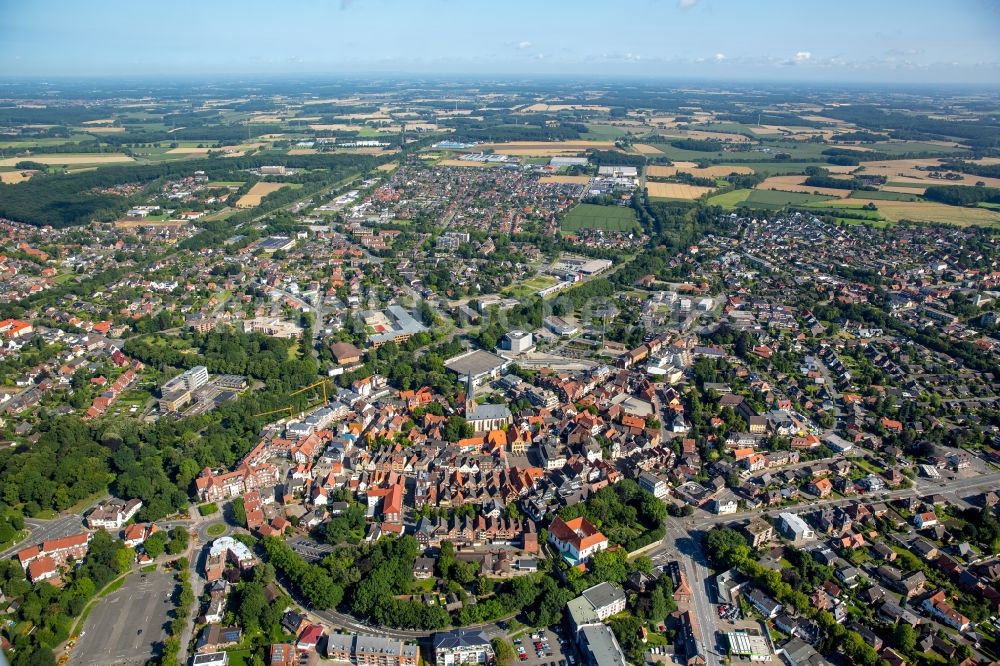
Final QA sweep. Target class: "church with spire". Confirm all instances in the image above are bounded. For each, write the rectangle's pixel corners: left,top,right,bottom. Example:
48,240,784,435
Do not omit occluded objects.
463,372,513,433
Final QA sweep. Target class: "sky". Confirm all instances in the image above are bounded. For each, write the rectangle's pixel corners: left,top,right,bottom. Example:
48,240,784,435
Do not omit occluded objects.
2,0,999,85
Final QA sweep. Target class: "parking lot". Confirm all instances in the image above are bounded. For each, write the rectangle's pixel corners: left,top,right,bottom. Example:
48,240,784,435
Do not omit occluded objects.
512,627,576,666
287,535,335,563
70,570,175,666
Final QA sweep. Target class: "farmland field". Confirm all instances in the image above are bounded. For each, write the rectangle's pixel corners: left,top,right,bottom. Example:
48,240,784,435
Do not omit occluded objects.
646,182,716,200
583,124,635,140
756,175,852,198
476,140,616,156
166,142,267,154
744,189,838,208
858,159,1000,188
114,218,189,229
707,189,752,208
648,164,754,178
437,159,498,167
632,143,666,155
0,153,134,167
817,199,1000,226
0,170,37,184
235,182,293,208
848,189,922,201
539,175,591,185
561,203,641,234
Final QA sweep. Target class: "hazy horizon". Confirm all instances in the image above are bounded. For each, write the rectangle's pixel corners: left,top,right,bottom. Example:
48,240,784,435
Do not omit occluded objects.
2,0,999,85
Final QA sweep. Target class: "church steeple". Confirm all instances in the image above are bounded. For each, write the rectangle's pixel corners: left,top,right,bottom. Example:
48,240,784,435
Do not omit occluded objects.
465,372,475,415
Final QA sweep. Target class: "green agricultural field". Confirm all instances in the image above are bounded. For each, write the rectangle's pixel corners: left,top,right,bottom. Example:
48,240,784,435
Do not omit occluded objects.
867,141,966,156
743,189,837,208
804,205,884,220
707,188,752,208
848,189,922,201
584,124,631,140
835,217,891,228
728,161,818,177
0,134,95,149
561,203,640,234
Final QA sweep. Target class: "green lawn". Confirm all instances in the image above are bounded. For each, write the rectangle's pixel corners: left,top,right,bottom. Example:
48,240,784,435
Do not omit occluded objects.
198,502,219,516
206,523,227,537
225,649,253,666
561,203,640,234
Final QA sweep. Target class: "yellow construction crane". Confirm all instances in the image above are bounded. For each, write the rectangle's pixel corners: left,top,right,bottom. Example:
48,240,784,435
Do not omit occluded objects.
289,379,331,404
252,406,294,419
252,379,332,419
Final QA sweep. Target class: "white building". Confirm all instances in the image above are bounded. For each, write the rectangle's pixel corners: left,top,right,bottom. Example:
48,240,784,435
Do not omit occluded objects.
432,629,494,666
501,330,534,354
778,513,815,543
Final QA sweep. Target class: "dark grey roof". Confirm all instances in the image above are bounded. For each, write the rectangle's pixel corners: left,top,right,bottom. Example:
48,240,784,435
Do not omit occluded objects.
433,628,491,650
582,582,626,611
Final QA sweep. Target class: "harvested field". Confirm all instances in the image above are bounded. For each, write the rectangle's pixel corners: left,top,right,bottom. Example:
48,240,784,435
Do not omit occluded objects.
800,114,850,125
310,123,361,132
646,182,716,199
633,143,665,155
539,175,592,185
881,185,927,195
0,170,36,184
858,159,1000,188
521,104,610,113
287,148,317,155
825,165,859,174
825,200,1000,226
437,159,497,168
331,147,399,155
81,118,116,125
82,126,125,133
377,162,399,172
235,182,290,208
165,142,266,155
660,130,752,143
647,164,753,178
0,154,134,166
756,175,852,198
114,218,189,229
476,140,615,156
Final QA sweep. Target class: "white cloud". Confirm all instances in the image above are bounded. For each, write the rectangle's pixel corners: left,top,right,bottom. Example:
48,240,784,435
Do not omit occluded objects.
794,51,811,62
517,41,532,50
714,52,726,62
677,0,698,9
